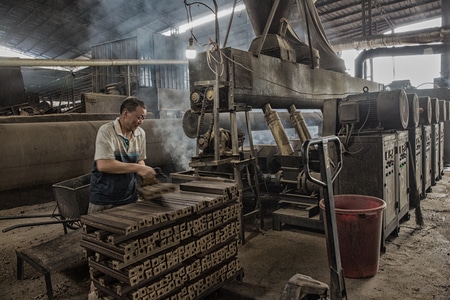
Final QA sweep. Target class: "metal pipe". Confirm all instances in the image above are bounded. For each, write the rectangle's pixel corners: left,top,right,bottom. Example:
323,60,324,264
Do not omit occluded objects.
0,113,119,123
355,44,448,78
127,65,131,96
256,0,280,57
243,0,290,37
214,63,220,161
263,103,294,155
2,219,79,233
288,104,311,143
442,2,450,87
0,58,187,67
0,214,61,220
182,111,299,138
223,0,237,48
245,110,257,161
332,27,450,52
230,111,239,155
302,0,314,69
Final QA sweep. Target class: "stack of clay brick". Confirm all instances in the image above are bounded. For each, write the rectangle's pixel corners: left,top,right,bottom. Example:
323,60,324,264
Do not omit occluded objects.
80,181,243,300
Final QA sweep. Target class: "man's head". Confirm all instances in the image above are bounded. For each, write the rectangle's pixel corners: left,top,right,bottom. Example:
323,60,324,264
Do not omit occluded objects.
119,96,147,133
120,96,147,114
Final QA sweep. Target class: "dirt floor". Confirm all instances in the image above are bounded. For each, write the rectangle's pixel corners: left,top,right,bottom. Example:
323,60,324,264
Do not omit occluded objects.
1,173,450,300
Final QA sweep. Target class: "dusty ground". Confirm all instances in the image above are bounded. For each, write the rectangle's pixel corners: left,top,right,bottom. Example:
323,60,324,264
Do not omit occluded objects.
0,173,449,300
0,202,89,300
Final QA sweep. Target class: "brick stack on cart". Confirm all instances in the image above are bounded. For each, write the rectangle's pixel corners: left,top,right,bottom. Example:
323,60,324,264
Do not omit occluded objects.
80,181,243,300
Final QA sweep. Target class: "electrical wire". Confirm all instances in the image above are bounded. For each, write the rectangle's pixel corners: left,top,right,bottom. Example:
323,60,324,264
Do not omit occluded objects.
356,91,372,135
184,0,215,15
416,82,440,89
340,85,375,155
184,0,220,46
184,0,224,78
212,0,220,46
185,1,358,99
206,42,224,77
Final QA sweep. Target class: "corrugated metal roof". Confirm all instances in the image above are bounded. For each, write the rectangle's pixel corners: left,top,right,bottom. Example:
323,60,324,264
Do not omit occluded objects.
0,0,443,60
316,0,442,43
0,0,443,103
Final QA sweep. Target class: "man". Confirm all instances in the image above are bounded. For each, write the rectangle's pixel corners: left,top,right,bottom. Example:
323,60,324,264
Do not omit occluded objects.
88,96,156,213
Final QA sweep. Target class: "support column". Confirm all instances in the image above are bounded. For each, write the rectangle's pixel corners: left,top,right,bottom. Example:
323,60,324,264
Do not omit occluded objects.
441,0,450,87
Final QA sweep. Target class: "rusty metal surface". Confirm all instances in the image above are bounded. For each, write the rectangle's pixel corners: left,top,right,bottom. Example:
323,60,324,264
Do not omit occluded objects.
189,48,381,111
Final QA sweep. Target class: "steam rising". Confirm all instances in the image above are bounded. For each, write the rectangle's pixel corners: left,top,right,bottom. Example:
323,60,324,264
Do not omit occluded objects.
151,118,196,171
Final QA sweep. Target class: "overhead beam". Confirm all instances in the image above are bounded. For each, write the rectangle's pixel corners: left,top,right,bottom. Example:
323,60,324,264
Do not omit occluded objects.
0,58,188,67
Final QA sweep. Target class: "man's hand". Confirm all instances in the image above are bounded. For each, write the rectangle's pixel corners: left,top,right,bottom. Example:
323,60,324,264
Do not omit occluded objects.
96,160,157,180
137,165,156,180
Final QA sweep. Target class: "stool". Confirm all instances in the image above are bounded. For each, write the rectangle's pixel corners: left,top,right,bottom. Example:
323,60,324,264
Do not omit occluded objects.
16,229,86,300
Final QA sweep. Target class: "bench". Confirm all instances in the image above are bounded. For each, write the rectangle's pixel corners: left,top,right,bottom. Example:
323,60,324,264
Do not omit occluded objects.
16,229,86,300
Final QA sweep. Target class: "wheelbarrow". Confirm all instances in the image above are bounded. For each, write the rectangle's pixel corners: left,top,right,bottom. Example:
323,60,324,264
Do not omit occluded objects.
1,173,90,234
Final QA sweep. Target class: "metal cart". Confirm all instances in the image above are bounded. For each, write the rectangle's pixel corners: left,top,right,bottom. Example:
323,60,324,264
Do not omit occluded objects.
1,173,90,233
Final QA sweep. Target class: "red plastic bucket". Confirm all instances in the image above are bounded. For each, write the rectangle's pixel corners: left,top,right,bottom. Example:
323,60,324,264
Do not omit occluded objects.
319,194,386,278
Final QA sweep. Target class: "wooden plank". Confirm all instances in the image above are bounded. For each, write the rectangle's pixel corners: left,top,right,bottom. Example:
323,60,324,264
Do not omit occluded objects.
157,192,210,211
105,210,146,228
149,197,193,215
138,183,178,201
135,201,183,221
81,215,131,235
173,191,224,208
179,181,238,200
179,181,227,196
80,239,128,262
90,260,130,283
82,233,131,254
107,219,176,245
81,215,129,235
113,204,161,225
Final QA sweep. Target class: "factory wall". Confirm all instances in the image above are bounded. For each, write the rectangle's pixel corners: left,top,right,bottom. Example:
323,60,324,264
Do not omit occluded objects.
0,117,195,210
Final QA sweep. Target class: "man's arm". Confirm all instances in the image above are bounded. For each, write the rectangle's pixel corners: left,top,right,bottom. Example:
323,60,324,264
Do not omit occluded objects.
96,159,156,179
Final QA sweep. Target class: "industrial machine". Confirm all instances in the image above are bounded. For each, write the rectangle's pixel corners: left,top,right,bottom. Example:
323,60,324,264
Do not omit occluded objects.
177,0,449,247
337,132,398,243
406,93,422,208
422,124,433,195
177,0,381,233
334,86,449,240
2,1,450,299
430,97,440,186
396,130,410,222
418,96,433,196
439,99,447,176
335,88,411,240
408,126,423,207
408,89,450,198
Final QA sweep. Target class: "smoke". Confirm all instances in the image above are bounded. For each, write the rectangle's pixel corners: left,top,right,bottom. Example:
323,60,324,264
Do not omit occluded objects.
151,118,196,171
84,1,143,51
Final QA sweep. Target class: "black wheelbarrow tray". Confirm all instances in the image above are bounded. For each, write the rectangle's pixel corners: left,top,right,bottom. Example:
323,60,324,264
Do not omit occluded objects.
1,173,90,233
